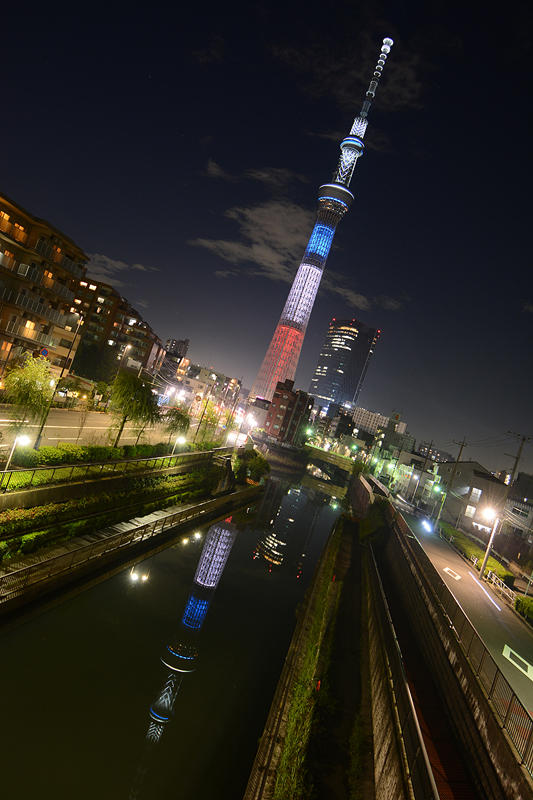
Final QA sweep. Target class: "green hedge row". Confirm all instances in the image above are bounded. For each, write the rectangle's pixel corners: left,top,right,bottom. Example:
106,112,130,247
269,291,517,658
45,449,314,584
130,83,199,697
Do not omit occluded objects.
11,441,171,468
515,595,533,624
440,521,514,588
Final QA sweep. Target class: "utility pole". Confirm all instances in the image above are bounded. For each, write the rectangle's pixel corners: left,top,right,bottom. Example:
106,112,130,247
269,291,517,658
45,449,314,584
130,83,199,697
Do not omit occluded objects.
411,440,433,504
505,431,532,486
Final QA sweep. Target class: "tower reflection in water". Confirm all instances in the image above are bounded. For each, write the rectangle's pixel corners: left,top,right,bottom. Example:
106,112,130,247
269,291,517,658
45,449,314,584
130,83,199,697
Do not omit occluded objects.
130,517,237,799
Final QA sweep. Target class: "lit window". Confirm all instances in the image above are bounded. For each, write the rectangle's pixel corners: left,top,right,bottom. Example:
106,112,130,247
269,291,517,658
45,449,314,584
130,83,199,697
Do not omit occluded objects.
465,505,476,518
89,284,97,291
80,281,88,287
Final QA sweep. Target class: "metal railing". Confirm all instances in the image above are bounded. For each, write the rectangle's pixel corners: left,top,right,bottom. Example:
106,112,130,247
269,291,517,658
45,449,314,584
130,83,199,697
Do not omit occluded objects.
0,486,259,602
390,509,533,777
368,546,440,799
0,446,235,493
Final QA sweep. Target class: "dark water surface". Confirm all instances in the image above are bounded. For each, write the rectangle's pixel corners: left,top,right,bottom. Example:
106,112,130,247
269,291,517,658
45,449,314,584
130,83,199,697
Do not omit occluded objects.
0,478,339,799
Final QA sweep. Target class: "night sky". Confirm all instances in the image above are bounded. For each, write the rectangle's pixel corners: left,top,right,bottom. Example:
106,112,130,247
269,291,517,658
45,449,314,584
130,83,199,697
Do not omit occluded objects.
3,2,531,472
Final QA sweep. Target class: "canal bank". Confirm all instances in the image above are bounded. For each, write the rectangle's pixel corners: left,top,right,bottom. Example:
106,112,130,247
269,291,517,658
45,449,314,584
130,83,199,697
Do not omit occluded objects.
0,476,340,800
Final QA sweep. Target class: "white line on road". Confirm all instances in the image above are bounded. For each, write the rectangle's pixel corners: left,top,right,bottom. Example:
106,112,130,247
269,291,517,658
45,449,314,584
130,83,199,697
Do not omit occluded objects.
468,571,501,611
443,567,461,581
502,645,533,681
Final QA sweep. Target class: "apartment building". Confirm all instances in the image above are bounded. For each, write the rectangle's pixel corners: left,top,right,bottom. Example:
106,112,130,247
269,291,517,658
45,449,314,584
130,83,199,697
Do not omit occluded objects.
0,193,87,378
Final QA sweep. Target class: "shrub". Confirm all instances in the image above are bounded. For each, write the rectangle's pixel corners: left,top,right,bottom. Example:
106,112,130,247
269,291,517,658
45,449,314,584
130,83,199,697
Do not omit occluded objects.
515,595,533,624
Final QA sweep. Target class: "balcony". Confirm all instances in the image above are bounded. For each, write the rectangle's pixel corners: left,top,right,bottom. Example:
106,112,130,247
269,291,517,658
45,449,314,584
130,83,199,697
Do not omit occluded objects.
0,256,75,302
0,215,28,244
0,284,75,329
1,319,58,349
34,240,84,279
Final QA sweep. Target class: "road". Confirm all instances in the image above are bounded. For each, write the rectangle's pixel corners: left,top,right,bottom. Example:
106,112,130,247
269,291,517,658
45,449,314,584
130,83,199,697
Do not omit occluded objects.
0,405,170,449
400,508,533,718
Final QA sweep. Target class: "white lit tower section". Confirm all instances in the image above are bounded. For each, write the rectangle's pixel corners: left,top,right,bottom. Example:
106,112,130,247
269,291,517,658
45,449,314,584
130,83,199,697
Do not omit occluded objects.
250,38,394,402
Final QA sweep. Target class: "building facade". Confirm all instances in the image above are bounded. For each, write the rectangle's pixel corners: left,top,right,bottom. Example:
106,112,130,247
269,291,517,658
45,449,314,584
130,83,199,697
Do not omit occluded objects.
73,278,165,378
309,317,380,411
0,193,87,378
264,379,313,445
352,406,407,436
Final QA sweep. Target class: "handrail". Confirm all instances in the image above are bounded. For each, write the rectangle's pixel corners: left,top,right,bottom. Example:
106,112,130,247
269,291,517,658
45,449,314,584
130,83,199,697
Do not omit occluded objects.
0,446,238,493
368,545,440,799
389,506,533,777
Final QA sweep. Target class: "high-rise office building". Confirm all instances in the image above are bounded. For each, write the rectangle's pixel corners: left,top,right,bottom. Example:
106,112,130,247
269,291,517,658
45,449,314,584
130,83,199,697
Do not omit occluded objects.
309,318,380,411
249,38,394,402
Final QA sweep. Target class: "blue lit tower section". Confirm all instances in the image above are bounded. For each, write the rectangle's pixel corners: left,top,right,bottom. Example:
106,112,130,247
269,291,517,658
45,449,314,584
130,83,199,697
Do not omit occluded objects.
146,520,237,743
250,38,394,403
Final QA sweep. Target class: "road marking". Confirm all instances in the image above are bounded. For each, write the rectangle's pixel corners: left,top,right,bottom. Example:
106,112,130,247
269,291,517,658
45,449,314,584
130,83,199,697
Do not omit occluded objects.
468,571,502,611
502,645,533,681
443,567,461,581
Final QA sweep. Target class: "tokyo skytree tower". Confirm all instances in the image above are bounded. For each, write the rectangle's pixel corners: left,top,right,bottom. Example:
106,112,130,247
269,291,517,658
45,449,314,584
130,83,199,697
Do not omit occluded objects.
250,37,394,402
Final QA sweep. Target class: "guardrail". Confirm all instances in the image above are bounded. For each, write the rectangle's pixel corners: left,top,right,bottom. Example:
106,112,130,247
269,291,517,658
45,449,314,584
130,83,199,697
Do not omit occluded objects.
390,510,533,778
0,486,259,603
368,546,440,799
0,446,236,493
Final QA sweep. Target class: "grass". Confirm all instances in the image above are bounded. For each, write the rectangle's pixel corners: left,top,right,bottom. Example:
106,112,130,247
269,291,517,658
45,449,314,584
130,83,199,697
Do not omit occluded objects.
440,521,514,587
273,520,343,800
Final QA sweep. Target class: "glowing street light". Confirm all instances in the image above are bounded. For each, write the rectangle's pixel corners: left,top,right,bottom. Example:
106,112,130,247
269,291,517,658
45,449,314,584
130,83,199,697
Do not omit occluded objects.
171,435,187,455
1,434,31,486
479,506,501,579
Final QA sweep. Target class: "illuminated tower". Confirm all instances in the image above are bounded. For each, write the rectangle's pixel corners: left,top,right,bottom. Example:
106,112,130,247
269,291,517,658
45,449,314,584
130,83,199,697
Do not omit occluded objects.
250,37,394,402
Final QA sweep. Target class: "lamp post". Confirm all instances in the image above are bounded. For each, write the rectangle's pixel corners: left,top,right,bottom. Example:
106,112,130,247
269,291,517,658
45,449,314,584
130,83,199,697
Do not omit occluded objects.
34,311,84,450
1,434,31,487
479,507,501,580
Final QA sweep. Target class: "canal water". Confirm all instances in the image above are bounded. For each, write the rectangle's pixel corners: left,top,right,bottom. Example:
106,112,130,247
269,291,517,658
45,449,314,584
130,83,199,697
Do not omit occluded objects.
0,476,340,799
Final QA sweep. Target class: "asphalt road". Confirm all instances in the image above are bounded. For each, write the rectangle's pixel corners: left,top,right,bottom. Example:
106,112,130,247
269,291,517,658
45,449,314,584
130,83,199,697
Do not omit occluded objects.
401,508,533,718
0,405,170,449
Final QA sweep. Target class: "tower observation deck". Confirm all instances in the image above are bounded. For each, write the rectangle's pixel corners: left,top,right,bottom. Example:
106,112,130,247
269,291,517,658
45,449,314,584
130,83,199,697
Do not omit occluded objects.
249,37,394,402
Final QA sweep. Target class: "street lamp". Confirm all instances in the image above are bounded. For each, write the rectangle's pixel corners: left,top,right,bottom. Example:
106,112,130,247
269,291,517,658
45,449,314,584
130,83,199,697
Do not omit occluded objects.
1,434,31,486
171,435,187,455
479,507,501,579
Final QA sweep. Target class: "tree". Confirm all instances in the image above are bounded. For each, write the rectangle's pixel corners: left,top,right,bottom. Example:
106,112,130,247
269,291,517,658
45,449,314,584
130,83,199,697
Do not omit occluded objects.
164,406,190,445
110,372,160,448
3,354,54,435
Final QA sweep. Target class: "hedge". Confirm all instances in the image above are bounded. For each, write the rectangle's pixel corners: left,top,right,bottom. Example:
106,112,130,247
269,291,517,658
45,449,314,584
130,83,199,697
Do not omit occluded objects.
515,595,533,624
11,441,170,468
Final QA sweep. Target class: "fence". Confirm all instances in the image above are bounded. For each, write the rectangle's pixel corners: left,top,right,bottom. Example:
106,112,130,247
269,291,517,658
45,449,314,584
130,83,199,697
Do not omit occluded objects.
0,486,259,603
390,509,533,777
368,546,440,799
0,446,235,493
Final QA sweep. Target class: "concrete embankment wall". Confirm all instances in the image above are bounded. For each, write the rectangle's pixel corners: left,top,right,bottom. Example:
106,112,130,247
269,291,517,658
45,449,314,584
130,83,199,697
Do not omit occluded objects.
378,507,533,800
